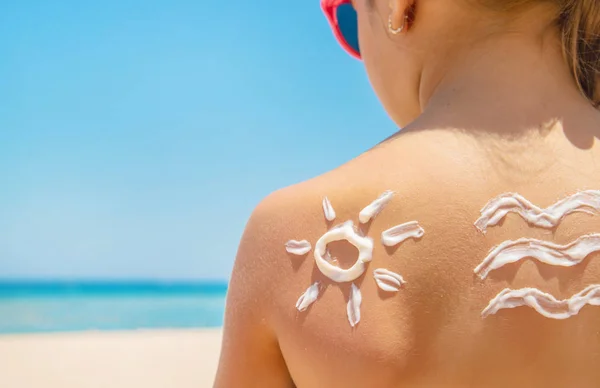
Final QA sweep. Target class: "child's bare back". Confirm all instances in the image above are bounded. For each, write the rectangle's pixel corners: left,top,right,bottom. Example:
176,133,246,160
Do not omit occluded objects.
216,124,600,387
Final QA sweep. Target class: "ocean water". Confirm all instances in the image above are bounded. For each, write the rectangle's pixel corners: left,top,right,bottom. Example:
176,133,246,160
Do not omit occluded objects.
0,281,227,334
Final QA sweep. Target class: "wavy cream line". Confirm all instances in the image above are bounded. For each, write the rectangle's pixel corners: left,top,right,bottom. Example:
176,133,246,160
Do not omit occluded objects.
482,285,600,319
474,191,600,233
474,234,600,279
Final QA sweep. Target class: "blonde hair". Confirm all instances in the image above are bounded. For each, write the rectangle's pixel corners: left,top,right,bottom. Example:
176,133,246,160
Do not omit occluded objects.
480,0,600,107
561,0,600,107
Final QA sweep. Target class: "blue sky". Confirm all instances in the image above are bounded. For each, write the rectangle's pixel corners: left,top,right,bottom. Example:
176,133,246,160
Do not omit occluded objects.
0,0,396,280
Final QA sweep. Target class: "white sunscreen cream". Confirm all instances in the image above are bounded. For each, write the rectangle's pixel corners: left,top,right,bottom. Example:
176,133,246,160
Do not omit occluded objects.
359,190,394,224
296,282,320,312
322,196,336,222
474,234,600,279
314,221,374,283
475,191,600,233
289,191,423,327
373,268,406,292
285,240,312,256
347,283,362,327
482,285,600,319
381,221,425,247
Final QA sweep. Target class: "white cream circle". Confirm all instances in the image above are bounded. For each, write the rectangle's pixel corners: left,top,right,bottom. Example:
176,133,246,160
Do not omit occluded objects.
314,221,374,283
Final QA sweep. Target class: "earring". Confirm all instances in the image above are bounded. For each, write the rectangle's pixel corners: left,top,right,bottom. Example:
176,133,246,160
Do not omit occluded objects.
388,14,408,35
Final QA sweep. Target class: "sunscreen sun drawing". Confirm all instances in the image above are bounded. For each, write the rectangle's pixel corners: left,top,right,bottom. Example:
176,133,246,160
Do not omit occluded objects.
286,191,425,327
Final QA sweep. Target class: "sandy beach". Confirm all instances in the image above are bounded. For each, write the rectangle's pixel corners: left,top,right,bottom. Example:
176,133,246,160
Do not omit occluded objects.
0,329,222,388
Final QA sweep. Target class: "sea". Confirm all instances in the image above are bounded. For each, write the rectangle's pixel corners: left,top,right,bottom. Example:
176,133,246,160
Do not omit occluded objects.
0,281,227,334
